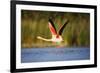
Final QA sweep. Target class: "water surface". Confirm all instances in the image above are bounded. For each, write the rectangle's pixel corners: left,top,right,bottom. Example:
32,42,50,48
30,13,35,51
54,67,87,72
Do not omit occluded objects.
21,47,90,63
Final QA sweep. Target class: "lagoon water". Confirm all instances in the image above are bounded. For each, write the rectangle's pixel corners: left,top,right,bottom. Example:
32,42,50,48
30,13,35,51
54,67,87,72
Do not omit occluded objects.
21,47,90,63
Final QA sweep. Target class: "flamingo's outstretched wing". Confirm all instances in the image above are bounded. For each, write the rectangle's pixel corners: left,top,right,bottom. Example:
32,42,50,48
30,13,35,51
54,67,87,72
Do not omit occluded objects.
58,20,69,35
48,19,57,35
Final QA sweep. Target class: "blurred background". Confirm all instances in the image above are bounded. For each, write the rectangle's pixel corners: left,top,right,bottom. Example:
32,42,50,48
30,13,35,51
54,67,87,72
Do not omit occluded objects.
21,10,90,48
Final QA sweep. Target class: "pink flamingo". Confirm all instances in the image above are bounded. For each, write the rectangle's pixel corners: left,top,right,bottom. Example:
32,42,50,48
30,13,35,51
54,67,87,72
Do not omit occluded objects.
37,19,69,43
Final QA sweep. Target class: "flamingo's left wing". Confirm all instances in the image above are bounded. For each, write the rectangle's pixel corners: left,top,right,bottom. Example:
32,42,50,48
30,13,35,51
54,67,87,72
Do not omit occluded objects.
48,19,57,35
58,20,69,35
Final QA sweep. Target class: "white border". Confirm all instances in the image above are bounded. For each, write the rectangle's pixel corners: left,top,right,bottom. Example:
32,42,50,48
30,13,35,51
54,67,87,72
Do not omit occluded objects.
16,4,94,69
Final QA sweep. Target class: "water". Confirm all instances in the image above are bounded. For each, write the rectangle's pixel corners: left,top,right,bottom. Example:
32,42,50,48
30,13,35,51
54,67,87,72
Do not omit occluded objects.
21,47,90,63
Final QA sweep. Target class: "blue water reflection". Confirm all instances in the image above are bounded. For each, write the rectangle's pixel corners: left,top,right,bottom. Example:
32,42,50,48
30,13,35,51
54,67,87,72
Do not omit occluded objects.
21,47,90,63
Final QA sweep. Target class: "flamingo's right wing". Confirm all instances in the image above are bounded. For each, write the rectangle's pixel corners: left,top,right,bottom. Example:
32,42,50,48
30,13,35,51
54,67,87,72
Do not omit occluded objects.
48,19,57,35
58,20,69,35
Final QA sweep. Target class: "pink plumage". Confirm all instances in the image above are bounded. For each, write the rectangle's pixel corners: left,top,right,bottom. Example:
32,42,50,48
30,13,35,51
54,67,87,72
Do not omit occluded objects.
48,22,57,35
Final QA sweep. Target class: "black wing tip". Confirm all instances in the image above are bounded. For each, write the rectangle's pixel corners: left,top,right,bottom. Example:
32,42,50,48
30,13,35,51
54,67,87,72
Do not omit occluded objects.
48,18,53,22
65,20,69,24
48,18,54,25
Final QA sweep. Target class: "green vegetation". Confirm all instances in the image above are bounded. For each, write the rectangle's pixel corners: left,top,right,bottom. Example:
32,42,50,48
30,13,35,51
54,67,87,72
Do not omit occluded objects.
21,10,90,48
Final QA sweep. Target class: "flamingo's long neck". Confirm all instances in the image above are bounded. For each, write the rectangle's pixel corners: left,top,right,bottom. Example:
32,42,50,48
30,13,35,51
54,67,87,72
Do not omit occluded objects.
37,36,51,41
37,35,63,43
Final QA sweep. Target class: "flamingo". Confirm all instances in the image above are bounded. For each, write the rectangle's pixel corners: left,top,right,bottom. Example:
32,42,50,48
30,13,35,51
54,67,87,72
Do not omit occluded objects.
37,19,69,44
